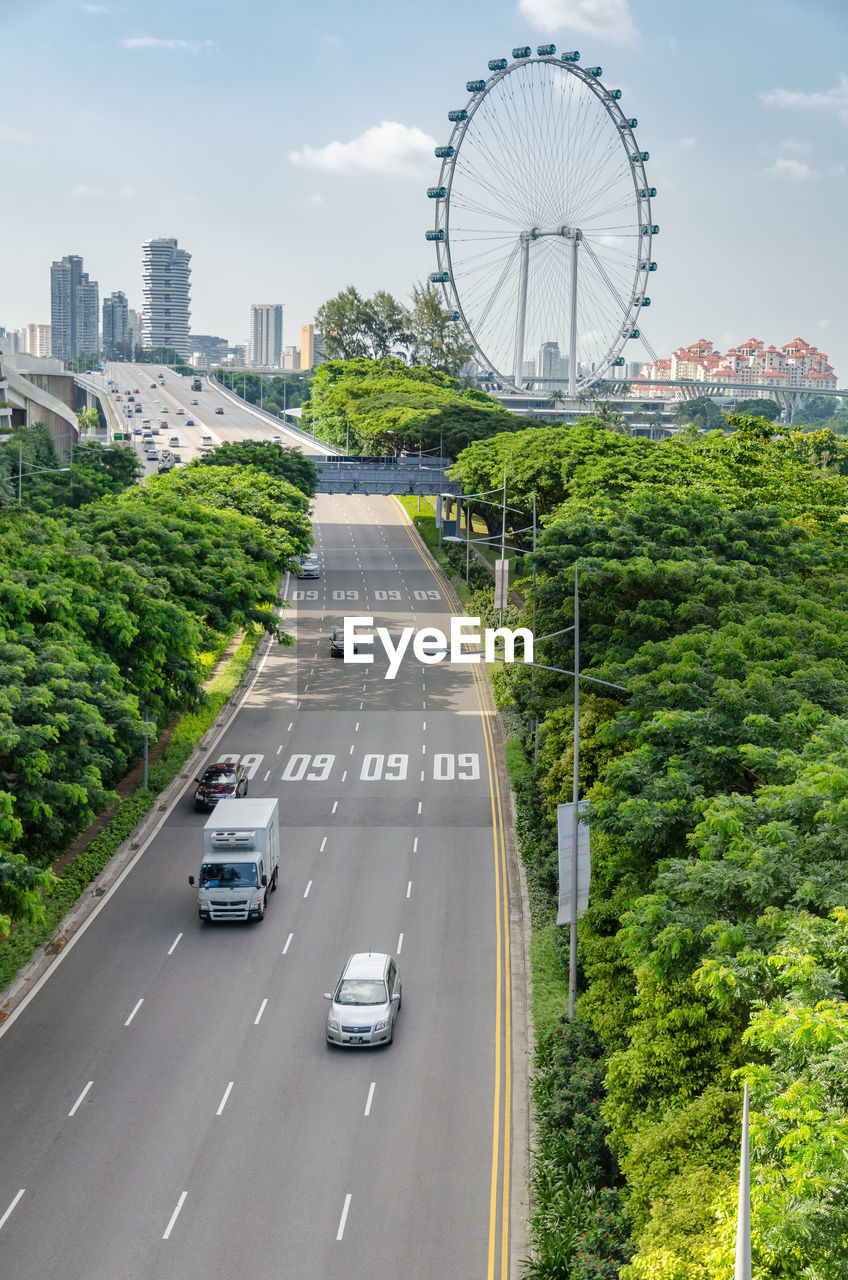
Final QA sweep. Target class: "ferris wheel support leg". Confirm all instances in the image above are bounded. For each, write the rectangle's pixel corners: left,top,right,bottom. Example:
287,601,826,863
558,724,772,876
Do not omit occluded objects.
568,233,581,398
513,233,531,387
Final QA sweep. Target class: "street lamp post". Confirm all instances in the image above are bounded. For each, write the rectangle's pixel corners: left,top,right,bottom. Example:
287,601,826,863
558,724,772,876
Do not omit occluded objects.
569,566,580,1019
16,441,71,505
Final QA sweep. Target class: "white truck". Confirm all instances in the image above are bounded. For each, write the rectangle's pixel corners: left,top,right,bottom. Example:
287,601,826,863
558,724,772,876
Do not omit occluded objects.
189,797,279,923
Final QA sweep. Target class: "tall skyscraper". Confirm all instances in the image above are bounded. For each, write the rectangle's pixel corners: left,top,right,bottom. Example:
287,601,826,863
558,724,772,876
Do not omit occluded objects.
102,290,129,356
249,304,284,368
141,237,191,356
50,254,99,360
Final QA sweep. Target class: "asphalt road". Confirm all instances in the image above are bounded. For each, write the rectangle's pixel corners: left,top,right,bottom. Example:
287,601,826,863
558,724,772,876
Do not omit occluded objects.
0,489,522,1279
94,362,324,471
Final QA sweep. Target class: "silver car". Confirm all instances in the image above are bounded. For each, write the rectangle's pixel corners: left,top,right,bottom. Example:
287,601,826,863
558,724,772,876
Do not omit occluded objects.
295,554,320,579
325,953,401,1047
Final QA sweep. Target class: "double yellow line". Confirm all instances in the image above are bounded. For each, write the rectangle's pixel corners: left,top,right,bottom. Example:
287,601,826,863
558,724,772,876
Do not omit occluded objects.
395,502,512,1280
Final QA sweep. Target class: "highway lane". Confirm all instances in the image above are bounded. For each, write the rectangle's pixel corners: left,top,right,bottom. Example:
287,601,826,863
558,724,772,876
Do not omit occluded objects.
0,493,521,1279
95,363,324,472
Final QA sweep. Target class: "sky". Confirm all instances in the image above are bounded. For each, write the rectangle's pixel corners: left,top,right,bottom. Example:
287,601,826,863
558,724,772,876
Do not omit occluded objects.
2,0,846,379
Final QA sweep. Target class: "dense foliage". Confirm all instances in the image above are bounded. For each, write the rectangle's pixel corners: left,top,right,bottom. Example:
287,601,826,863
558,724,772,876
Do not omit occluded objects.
451,419,848,536
306,357,515,456
190,438,318,497
0,441,312,935
486,416,848,1276
1,421,143,512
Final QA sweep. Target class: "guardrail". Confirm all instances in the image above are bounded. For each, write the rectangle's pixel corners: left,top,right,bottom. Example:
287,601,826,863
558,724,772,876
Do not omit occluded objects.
207,376,335,456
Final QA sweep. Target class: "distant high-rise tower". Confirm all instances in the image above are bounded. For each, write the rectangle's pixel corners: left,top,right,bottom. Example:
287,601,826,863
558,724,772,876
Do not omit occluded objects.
102,290,129,356
249,304,284,368
25,324,52,358
127,308,142,355
300,323,315,370
141,237,191,356
536,340,568,386
51,254,99,360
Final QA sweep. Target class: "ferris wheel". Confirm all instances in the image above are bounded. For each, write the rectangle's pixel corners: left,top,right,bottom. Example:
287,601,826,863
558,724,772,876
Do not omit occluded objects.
426,45,657,395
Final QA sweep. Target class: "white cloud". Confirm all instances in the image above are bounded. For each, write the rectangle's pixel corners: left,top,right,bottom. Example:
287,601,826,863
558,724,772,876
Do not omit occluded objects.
761,74,848,121
79,4,113,12
765,157,819,180
780,137,811,153
72,183,135,200
818,318,831,330
121,36,215,51
517,0,637,44
677,137,695,150
288,121,437,177
305,193,326,206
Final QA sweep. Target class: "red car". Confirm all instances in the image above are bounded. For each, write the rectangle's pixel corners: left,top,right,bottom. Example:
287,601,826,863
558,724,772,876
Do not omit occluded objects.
193,762,249,811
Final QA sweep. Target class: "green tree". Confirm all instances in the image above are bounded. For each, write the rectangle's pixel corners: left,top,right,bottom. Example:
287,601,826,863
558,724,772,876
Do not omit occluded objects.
407,282,472,376
733,397,781,421
672,395,725,432
191,438,317,496
306,357,511,457
315,286,410,361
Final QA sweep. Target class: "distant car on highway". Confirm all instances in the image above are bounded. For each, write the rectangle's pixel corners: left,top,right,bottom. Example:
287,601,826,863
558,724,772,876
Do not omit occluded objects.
215,407,224,414
193,761,248,812
330,626,358,658
185,418,195,426
169,435,181,446
147,449,160,461
191,399,199,405
176,407,184,415
133,388,140,394
324,952,401,1048
172,452,182,463
160,405,168,413
295,554,320,579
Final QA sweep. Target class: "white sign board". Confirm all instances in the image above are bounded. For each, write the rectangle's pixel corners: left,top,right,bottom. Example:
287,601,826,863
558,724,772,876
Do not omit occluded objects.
494,558,509,611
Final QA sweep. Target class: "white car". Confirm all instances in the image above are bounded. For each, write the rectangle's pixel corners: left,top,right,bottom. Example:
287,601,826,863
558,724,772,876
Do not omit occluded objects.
169,436,181,447
176,407,184,414
325,953,401,1047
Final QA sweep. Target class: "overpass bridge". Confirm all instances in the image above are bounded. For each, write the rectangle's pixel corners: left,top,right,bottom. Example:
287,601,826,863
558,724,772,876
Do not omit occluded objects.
314,456,459,496
495,378,846,424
